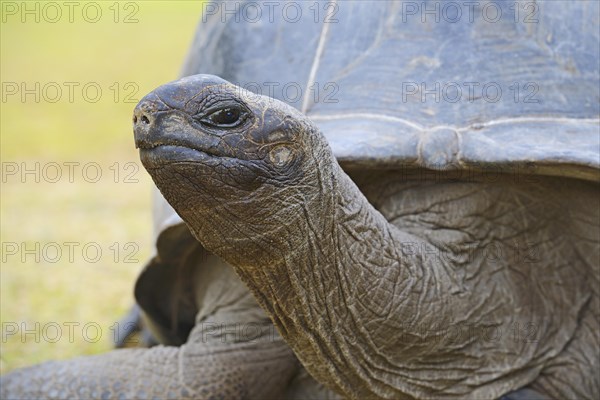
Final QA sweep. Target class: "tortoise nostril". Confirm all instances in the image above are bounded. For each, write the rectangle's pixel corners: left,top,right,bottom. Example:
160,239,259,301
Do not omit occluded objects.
133,100,156,127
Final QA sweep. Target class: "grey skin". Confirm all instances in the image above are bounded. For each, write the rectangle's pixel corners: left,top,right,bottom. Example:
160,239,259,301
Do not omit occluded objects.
132,74,599,400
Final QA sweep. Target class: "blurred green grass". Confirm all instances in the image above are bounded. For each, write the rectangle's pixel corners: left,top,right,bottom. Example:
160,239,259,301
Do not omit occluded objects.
1,1,202,373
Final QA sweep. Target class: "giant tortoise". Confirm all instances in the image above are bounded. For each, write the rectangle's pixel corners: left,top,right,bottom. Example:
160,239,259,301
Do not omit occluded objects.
2,1,599,399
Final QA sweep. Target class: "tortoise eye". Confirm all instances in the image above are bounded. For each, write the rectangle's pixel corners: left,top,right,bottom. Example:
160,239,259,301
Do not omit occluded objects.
202,106,246,128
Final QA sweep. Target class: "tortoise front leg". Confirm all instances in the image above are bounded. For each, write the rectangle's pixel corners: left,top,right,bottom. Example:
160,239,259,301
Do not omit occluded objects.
0,321,298,400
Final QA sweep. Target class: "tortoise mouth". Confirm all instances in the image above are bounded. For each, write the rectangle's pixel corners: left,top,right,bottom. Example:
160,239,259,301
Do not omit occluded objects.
139,144,224,168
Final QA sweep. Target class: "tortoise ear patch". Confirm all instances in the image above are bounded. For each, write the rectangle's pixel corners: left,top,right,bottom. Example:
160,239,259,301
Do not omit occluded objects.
269,145,294,168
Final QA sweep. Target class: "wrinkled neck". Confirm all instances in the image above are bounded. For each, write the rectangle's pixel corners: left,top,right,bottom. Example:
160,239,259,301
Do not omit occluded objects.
226,160,418,395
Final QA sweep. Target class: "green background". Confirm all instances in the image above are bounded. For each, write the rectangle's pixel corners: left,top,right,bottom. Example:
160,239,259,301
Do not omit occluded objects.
1,0,202,373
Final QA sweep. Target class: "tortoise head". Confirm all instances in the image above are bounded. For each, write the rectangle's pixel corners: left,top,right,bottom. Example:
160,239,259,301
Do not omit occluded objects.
133,74,336,262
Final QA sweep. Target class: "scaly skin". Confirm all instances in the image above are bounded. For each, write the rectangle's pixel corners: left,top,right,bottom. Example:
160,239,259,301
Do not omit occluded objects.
133,75,599,399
